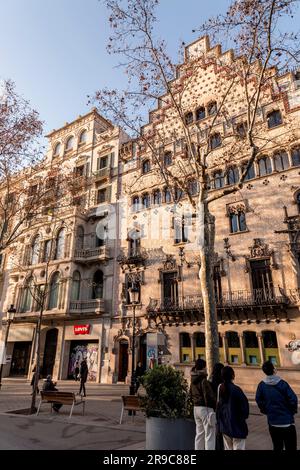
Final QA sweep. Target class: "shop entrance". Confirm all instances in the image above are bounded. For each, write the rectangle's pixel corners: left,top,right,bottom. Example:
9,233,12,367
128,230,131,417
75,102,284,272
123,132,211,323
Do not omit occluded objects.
118,340,128,382
41,329,58,378
68,340,98,382
10,342,32,376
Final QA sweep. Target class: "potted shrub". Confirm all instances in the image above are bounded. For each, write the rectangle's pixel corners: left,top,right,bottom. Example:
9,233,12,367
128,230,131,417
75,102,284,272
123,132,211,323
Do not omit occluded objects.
140,365,195,450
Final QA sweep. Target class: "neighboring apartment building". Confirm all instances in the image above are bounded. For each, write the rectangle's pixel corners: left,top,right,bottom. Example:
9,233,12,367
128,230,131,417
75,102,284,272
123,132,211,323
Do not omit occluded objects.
108,37,300,393
0,109,127,383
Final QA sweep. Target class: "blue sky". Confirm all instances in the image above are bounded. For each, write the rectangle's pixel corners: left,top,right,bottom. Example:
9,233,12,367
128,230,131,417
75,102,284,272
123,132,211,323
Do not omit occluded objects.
0,0,299,137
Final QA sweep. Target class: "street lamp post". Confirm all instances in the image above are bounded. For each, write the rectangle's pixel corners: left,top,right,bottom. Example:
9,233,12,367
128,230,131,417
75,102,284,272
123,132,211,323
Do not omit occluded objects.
128,284,139,396
0,305,16,390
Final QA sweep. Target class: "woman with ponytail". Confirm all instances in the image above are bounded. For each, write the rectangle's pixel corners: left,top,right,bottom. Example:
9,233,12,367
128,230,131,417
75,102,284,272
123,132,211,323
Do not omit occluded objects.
216,366,249,450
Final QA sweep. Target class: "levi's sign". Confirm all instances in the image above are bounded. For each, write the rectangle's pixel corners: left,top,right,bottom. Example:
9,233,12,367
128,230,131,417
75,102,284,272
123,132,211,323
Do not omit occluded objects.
74,325,90,335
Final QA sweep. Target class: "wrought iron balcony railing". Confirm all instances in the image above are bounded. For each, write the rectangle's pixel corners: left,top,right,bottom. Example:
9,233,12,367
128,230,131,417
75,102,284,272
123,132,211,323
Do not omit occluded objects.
74,245,109,262
69,299,105,313
117,247,148,268
147,288,291,315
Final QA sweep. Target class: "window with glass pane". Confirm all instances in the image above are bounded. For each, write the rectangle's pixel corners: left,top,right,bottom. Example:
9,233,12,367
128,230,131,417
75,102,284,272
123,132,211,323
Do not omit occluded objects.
226,331,240,348
71,271,81,301
180,333,191,347
236,122,247,137
76,226,84,250
188,179,199,195
210,133,222,149
174,187,183,201
142,159,151,174
97,188,106,204
164,152,172,166
53,142,61,156
99,156,108,169
208,101,217,116
43,240,52,262
164,188,172,203
132,196,140,212
196,107,206,121
153,190,161,205
274,151,289,171
214,171,224,189
31,235,40,265
243,162,255,180
66,136,74,150
230,212,247,233
92,270,103,299
21,278,34,312
48,272,60,309
267,110,282,128
226,167,239,185
258,156,272,176
185,112,193,125
142,193,150,208
79,130,87,144
292,148,300,166
54,229,65,259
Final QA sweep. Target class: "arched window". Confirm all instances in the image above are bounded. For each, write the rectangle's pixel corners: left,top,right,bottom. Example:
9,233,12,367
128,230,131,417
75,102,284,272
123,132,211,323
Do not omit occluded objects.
142,193,150,209
71,271,81,301
226,167,239,185
76,226,84,250
274,150,289,171
48,272,60,310
207,101,217,116
229,211,247,233
31,235,40,265
54,228,65,260
267,110,282,128
174,187,183,202
21,277,34,312
188,179,199,196
163,151,172,166
291,148,300,166
185,112,193,125
79,130,87,144
132,195,140,213
213,170,224,189
258,156,272,176
242,161,255,180
164,187,172,203
53,142,61,156
196,106,206,121
142,159,151,174
65,136,75,151
153,189,161,205
236,122,247,138
244,331,258,348
210,133,222,150
92,270,103,299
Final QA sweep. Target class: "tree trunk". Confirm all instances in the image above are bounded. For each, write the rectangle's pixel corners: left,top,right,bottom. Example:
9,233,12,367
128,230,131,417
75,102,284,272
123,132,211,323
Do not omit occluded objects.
198,201,219,377
30,310,43,414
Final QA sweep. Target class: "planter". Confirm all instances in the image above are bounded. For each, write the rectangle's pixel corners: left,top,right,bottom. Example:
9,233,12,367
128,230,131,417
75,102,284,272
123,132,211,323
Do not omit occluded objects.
146,417,196,450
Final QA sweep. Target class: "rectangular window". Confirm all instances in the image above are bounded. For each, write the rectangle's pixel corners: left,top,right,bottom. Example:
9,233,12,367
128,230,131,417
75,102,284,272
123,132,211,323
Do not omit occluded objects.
268,356,277,365
97,156,108,170
174,216,189,243
231,355,239,364
182,354,190,363
97,189,107,204
249,355,258,364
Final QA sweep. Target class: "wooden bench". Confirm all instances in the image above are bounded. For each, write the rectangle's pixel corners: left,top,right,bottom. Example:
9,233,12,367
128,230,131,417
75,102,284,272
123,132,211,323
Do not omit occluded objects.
36,391,85,418
119,395,142,424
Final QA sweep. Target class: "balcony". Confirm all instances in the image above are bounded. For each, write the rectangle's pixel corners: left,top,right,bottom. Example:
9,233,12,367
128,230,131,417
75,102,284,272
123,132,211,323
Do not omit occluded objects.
74,245,110,263
146,288,292,324
117,247,148,270
93,167,110,181
69,299,105,314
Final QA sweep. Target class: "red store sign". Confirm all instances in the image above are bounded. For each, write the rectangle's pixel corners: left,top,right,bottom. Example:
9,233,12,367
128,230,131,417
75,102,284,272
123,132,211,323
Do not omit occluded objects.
74,324,90,335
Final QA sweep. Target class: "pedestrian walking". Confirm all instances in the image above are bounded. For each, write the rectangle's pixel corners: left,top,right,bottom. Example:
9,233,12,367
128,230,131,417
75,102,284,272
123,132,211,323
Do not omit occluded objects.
79,359,88,397
42,375,62,412
74,360,80,381
216,366,249,450
190,358,216,450
30,366,40,395
255,360,298,451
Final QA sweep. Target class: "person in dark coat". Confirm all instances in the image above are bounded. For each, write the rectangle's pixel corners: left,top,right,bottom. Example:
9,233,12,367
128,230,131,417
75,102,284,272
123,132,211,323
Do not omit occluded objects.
216,366,249,450
203,362,224,450
255,360,298,451
79,359,88,397
135,361,145,393
74,361,80,381
30,366,40,395
42,375,62,412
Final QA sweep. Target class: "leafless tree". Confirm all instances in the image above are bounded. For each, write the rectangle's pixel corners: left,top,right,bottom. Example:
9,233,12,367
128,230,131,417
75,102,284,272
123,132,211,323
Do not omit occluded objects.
92,0,300,374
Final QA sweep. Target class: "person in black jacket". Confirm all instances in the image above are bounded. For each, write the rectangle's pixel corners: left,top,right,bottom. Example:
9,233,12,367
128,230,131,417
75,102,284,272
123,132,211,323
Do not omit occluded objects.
42,375,62,412
79,359,88,397
255,360,298,450
216,366,249,450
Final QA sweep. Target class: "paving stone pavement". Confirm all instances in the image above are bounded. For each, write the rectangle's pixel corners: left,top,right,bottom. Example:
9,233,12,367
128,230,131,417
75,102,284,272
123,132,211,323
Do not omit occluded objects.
0,378,299,450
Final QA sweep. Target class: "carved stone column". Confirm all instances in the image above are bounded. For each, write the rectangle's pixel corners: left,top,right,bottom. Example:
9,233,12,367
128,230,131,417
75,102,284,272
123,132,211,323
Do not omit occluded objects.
257,332,265,365
239,333,247,365
190,333,195,363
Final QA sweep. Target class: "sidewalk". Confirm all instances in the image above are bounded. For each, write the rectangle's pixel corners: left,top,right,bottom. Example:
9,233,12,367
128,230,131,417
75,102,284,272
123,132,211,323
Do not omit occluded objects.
0,379,299,450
